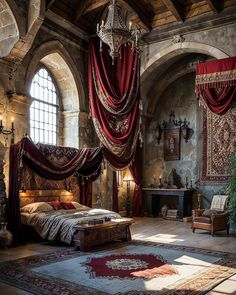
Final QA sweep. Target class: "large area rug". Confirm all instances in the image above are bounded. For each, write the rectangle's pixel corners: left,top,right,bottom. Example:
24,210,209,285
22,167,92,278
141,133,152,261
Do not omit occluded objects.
0,240,236,295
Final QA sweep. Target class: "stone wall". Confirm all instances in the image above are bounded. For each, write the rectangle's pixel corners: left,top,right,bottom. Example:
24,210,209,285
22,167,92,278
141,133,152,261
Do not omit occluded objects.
141,23,236,209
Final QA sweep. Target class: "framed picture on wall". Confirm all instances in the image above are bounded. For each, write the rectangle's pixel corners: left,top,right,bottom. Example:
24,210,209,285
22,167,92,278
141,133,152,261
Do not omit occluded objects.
164,127,180,161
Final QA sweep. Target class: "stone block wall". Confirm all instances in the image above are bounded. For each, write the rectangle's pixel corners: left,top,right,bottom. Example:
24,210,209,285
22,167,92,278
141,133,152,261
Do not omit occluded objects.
141,23,236,209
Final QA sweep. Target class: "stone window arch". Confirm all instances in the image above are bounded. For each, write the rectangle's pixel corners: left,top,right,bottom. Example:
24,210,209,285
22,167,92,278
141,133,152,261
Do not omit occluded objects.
30,66,59,145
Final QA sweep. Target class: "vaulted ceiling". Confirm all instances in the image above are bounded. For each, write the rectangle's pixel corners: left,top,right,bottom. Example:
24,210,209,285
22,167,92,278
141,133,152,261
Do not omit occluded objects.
45,0,236,41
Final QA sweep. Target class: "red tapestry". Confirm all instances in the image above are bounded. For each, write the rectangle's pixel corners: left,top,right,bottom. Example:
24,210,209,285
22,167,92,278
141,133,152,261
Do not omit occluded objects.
195,57,236,115
21,143,79,192
83,253,177,279
200,106,236,183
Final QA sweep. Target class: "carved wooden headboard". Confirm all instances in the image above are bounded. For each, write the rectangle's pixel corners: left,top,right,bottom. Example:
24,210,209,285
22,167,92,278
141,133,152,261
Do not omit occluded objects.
19,190,76,207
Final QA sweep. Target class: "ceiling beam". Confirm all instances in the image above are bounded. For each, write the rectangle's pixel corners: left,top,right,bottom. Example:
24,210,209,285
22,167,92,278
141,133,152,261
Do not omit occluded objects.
73,1,91,23
46,0,56,10
205,0,221,13
120,0,154,31
161,0,184,22
84,0,110,15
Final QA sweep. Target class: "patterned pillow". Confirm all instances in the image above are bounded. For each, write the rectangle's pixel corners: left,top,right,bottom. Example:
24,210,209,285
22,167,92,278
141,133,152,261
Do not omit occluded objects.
47,201,63,210
71,201,90,210
21,202,54,214
60,202,75,210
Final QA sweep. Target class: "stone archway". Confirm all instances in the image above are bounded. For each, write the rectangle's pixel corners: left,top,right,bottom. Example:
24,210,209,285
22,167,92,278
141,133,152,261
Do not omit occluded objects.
25,40,85,111
0,0,19,58
26,40,86,148
141,42,229,83
141,42,229,116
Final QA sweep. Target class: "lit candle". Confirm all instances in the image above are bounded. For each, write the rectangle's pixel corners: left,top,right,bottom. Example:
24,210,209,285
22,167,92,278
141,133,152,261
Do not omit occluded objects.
129,21,132,30
11,117,14,130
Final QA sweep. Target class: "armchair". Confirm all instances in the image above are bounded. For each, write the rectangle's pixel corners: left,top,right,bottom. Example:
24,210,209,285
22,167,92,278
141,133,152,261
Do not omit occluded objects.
192,195,229,236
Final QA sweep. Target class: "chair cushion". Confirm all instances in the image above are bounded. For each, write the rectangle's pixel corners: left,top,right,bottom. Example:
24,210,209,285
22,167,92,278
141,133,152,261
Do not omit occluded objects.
193,216,211,224
202,209,222,217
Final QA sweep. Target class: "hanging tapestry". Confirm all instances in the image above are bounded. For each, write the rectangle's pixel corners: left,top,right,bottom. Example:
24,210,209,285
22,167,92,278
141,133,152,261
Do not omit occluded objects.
195,57,236,115
200,106,236,183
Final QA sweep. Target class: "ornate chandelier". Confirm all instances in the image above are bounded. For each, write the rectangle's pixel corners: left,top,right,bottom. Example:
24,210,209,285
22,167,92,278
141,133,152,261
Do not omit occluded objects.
97,0,140,64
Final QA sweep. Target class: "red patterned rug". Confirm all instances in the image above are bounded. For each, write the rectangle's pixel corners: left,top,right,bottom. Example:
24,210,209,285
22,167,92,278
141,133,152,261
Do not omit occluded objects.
83,253,177,279
0,240,236,295
200,106,236,183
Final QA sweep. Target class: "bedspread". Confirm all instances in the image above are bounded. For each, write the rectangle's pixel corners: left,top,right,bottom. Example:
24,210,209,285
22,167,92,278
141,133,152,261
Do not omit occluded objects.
21,208,121,244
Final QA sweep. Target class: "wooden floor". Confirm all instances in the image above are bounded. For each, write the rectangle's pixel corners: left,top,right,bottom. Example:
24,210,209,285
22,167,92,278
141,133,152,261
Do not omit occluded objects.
0,217,236,295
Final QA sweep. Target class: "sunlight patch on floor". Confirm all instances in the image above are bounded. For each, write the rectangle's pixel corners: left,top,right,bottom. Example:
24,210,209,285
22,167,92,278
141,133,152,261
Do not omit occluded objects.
133,233,185,243
175,255,213,267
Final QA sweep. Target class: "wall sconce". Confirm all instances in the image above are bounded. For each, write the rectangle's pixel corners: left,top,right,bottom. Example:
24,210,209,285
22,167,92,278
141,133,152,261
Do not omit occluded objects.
66,182,73,192
0,115,15,145
155,111,191,144
123,172,134,217
181,119,191,143
154,124,162,144
19,184,26,193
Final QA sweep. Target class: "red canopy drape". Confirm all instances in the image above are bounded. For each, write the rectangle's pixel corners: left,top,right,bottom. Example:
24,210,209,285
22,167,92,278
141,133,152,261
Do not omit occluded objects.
195,57,236,115
8,137,103,244
88,38,141,169
112,171,119,213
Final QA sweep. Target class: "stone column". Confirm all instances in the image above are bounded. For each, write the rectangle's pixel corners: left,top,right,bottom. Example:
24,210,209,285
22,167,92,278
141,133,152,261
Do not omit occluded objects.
63,111,79,148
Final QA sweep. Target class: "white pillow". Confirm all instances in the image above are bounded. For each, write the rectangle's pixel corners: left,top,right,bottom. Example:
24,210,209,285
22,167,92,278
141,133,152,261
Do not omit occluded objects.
71,201,90,210
20,202,54,214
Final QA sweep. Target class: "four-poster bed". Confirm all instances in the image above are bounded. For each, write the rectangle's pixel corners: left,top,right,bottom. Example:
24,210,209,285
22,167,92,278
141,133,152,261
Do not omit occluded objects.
8,137,134,250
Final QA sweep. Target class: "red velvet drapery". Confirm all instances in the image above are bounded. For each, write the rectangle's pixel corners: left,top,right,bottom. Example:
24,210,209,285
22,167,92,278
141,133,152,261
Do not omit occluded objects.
196,57,236,115
88,38,143,215
130,143,143,216
112,171,119,212
88,38,141,169
8,137,103,244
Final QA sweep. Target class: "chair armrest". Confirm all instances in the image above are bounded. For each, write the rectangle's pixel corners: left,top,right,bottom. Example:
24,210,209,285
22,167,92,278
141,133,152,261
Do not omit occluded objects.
211,212,228,221
192,209,205,217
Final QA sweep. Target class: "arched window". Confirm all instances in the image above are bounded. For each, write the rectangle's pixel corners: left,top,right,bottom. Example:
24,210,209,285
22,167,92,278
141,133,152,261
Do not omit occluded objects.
30,67,58,144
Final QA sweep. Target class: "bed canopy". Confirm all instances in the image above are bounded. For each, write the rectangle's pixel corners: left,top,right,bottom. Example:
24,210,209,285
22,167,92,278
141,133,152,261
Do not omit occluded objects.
8,136,103,244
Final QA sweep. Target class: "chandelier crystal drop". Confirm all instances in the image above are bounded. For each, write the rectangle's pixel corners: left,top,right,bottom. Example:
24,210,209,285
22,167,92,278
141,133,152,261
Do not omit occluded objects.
97,0,140,64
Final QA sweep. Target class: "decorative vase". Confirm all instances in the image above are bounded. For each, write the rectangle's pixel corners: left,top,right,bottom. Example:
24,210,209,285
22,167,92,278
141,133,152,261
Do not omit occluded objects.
0,222,12,248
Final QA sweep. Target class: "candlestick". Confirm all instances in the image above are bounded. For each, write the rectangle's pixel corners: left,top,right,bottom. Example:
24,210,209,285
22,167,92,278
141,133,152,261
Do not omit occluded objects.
185,176,188,189
101,20,104,26
97,23,99,32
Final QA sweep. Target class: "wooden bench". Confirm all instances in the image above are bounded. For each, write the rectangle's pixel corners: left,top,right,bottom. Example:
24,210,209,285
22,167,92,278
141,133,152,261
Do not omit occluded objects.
73,218,134,251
